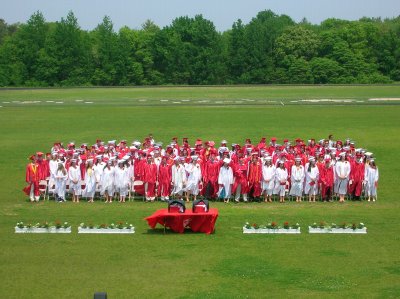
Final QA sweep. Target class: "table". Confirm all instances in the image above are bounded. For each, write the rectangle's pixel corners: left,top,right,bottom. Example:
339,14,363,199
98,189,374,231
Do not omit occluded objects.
145,208,219,234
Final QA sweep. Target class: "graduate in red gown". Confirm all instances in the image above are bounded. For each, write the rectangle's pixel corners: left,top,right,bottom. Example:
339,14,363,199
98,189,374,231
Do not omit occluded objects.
157,156,172,201
348,153,365,200
232,157,249,202
203,150,221,199
143,155,158,201
320,157,334,201
248,153,262,199
24,154,41,202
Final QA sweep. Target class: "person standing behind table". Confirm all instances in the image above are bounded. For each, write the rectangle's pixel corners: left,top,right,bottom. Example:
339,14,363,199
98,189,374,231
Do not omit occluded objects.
68,159,81,203
114,160,130,203
184,156,202,202
262,156,276,203
171,157,187,200
83,159,96,203
218,158,234,203
24,154,41,202
101,161,115,203
158,156,172,201
274,160,288,203
203,150,221,199
232,156,249,202
335,152,351,203
320,157,334,202
304,157,319,202
54,162,68,202
289,157,305,202
365,159,379,202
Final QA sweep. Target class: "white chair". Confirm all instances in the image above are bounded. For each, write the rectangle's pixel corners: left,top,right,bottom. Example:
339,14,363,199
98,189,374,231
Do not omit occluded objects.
129,180,144,201
38,180,48,201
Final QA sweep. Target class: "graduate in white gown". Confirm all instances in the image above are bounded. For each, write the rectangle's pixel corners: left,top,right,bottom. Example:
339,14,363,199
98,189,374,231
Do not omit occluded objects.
101,161,115,203
68,159,81,203
48,153,58,196
365,159,379,202
289,157,305,202
262,157,276,202
54,162,68,202
335,152,351,202
274,160,288,203
304,157,319,202
114,160,130,203
184,156,202,202
171,157,187,198
218,158,234,203
83,159,96,202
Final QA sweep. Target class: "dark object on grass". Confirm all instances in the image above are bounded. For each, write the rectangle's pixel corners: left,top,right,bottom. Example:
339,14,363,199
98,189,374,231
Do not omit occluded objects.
94,292,107,299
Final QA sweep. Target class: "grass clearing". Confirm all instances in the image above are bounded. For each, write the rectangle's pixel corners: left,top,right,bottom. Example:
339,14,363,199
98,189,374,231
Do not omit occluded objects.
0,86,399,298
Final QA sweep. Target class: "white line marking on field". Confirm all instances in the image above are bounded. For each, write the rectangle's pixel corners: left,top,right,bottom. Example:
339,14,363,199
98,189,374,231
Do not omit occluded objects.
0,106,3,108
172,101,181,104
181,99,190,102
369,98,400,101
84,102,93,104
46,101,54,103
160,100,168,102
280,101,285,106
75,100,83,102
3,101,10,103
12,101,20,103
139,99,147,102
55,102,64,104
215,101,223,104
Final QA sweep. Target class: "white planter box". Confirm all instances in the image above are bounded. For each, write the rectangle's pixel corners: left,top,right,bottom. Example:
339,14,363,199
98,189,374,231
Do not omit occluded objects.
243,227,301,234
15,226,71,233
308,227,367,234
78,227,135,234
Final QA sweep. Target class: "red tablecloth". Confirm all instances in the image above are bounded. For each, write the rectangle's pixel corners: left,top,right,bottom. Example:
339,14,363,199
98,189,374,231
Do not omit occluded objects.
145,208,219,234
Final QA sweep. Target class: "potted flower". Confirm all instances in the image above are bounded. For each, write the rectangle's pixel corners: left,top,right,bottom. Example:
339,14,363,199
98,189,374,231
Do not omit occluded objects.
78,222,135,234
15,221,71,233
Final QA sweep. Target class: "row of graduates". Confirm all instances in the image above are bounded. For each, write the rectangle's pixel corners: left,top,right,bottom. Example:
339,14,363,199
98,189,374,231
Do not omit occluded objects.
26,149,379,204
24,135,379,202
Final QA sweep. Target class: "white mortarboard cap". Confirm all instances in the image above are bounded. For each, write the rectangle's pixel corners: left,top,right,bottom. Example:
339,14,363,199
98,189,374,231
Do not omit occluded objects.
223,158,231,164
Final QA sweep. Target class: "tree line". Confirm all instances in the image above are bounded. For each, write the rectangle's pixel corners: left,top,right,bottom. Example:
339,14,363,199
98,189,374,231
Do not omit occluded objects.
0,10,399,86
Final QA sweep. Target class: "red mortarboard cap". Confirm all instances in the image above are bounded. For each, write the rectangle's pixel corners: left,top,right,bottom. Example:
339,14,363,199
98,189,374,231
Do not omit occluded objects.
337,140,343,145
36,152,44,156
80,155,87,160
29,155,36,161
284,139,288,143
195,139,202,145
271,137,277,142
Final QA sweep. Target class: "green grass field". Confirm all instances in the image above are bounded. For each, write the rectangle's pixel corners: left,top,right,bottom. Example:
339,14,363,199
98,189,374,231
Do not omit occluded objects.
0,86,399,298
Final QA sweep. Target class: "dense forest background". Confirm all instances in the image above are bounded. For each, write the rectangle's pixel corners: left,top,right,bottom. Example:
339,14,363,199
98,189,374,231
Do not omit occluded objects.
0,10,399,86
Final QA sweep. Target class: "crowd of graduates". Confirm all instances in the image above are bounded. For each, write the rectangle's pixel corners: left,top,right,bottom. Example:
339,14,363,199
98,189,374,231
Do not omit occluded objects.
24,134,379,203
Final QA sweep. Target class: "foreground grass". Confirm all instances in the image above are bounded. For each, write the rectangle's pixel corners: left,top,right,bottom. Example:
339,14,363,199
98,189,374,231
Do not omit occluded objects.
0,86,399,298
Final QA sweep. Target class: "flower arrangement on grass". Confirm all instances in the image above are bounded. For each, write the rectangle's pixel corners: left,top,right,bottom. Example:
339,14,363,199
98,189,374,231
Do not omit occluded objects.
16,221,70,229
79,222,133,229
309,222,365,230
244,221,300,230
